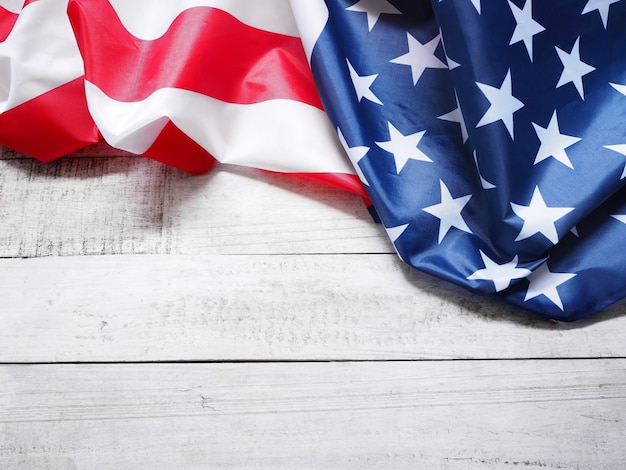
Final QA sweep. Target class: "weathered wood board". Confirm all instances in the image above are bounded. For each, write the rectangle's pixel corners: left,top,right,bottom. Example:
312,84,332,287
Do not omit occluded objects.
0,157,388,257
2,360,625,469
2,253,626,363
1,147,625,468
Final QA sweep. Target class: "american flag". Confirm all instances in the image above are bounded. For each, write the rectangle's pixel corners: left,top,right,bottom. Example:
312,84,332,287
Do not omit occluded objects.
2,0,626,321
295,0,626,321
0,1,19,41
0,0,366,196
0,0,99,158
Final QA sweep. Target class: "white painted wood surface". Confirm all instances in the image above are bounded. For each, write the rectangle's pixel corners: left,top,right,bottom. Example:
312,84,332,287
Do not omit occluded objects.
1,149,625,468
2,361,626,469
0,157,387,257
3,253,626,362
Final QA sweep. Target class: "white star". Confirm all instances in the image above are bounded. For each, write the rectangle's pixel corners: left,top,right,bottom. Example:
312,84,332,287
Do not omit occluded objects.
556,37,595,99
471,0,481,13
345,0,401,31
375,122,432,173
473,151,496,189
438,91,468,142
582,0,622,28
511,186,574,244
524,262,576,311
532,111,582,168
467,251,531,292
385,223,409,261
446,56,461,70
346,59,382,105
439,29,461,70
423,180,473,243
337,128,370,186
612,214,626,224
611,82,626,96
385,223,409,243
476,69,524,138
508,0,545,61
389,33,447,85
604,144,626,179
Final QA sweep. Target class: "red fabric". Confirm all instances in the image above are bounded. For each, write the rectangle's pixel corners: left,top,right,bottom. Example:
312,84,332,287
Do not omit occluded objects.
289,172,370,201
141,120,216,175
68,1,323,108
0,78,99,161
0,1,366,200
0,7,18,42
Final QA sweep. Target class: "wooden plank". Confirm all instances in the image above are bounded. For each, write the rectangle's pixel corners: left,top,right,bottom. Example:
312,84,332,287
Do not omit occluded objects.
2,253,625,362
1,360,625,469
0,158,167,257
162,164,387,255
0,157,388,257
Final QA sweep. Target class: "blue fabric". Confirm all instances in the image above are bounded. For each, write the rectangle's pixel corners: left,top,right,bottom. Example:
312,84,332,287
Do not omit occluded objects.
310,0,626,321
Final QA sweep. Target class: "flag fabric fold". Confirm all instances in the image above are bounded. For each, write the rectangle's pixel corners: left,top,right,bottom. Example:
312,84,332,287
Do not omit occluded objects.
293,0,626,321
0,0,366,196
2,0,626,321
0,0,99,159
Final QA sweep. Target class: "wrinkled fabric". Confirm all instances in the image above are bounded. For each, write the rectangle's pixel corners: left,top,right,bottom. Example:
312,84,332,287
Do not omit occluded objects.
2,0,626,321
294,0,626,321
0,0,365,196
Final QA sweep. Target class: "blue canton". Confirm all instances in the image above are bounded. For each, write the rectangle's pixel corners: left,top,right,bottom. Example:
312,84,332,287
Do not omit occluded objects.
310,0,626,321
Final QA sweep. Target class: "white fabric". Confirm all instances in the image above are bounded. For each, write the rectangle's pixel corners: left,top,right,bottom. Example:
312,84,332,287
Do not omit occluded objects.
109,0,300,40
289,0,329,62
0,0,82,112
85,81,355,175
0,0,24,14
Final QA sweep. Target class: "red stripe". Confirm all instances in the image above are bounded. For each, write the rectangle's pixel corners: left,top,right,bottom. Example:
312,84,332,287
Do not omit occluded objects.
0,78,99,161
67,1,323,109
141,120,216,175
289,172,370,200
0,7,18,42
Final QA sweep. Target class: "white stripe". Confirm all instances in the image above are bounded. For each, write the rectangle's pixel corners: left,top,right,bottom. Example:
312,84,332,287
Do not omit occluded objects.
108,0,300,40
289,0,329,62
0,0,82,112
0,0,24,14
85,81,355,175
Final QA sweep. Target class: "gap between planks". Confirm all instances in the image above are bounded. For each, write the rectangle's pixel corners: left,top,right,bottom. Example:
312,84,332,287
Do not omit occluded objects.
1,357,625,365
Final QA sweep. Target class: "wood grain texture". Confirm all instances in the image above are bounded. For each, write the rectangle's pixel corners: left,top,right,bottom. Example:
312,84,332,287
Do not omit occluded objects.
1,147,625,468
0,157,168,257
0,156,388,257
2,361,625,469
2,253,625,362
162,163,388,255
0,141,133,159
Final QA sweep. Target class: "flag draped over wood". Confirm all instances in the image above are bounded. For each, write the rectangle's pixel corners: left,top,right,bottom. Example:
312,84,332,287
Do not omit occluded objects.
2,0,626,321
294,0,626,321
0,0,98,159
0,0,365,195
